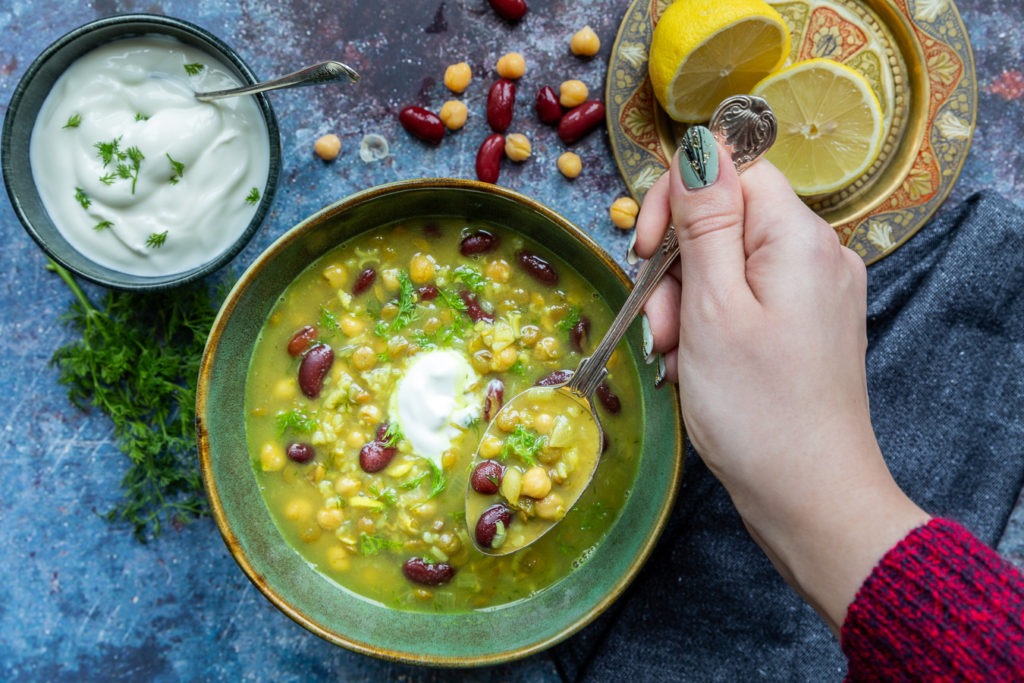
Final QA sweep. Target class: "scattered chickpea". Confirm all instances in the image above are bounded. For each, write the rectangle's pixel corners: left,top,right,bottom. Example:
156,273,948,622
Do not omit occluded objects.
534,336,562,360
299,525,322,543
496,407,520,432
557,151,583,179
272,378,296,401
409,252,437,284
521,466,553,499
317,508,344,530
321,263,347,288
284,498,313,522
533,412,554,434
559,79,589,108
495,52,527,79
339,314,364,338
352,345,377,371
260,442,285,472
479,434,504,458
519,324,540,346
443,62,472,93
504,133,532,162
484,258,511,283
359,404,382,424
439,100,468,131
570,25,601,57
335,475,361,495
609,196,641,230
490,345,519,372
326,545,351,572
314,133,341,161
535,492,567,521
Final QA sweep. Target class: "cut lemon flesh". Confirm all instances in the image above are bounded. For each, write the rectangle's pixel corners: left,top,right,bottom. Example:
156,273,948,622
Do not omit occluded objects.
751,58,885,196
649,0,790,123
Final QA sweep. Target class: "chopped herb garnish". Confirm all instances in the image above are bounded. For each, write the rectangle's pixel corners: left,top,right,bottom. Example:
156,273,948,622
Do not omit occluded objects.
501,424,545,466
166,153,185,184
145,231,168,248
183,62,205,76
135,112,149,122
94,137,144,194
74,187,91,209
382,422,403,447
245,187,260,204
427,461,447,498
508,359,527,376
453,265,486,293
317,305,340,334
95,138,120,166
276,408,316,435
93,220,113,232
374,270,418,337
556,305,582,332
358,532,401,556
63,113,82,129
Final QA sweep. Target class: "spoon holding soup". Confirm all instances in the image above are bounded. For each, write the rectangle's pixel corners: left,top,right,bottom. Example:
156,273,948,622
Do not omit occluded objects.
466,96,777,555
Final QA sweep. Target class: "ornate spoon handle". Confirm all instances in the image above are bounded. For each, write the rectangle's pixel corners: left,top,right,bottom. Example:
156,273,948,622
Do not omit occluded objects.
194,60,359,102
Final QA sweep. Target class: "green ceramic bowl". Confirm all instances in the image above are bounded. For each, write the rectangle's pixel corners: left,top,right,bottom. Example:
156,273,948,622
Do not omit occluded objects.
196,178,682,665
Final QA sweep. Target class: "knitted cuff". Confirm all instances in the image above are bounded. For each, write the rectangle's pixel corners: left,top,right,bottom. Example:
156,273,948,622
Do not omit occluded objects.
840,518,1024,681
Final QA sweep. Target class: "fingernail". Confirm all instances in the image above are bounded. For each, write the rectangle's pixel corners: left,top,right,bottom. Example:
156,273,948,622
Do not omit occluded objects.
678,125,719,190
655,354,667,388
626,229,639,265
641,314,654,363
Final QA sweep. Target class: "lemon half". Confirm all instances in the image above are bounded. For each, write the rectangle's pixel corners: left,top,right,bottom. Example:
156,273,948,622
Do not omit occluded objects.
751,58,885,196
649,0,790,123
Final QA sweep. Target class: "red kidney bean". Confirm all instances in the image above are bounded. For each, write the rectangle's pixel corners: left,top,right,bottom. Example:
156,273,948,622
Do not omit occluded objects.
375,422,392,443
597,381,621,414
287,325,317,356
352,267,377,295
459,229,500,256
570,316,591,354
486,80,516,133
459,290,495,323
417,284,439,301
399,106,445,145
558,100,606,144
402,557,456,586
298,343,334,398
475,133,505,184
475,504,514,548
286,442,315,464
483,379,504,421
516,250,559,286
536,369,573,387
535,85,563,125
359,440,397,473
471,460,505,495
487,0,527,21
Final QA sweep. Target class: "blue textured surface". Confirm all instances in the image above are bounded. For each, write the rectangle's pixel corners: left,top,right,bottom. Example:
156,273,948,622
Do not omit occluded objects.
1,1,1023,680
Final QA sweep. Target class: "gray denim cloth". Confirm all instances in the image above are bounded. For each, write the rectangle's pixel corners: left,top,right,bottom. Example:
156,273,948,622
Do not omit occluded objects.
551,191,1024,681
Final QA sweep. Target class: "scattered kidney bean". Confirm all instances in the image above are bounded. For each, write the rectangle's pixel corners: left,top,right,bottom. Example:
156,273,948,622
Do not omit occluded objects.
487,0,527,22
375,422,392,443
558,100,606,144
402,557,457,586
398,106,445,145
298,343,334,398
352,267,377,295
286,442,315,464
475,504,514,548
359,439,397,473
516,249,559,286
536,368,573,386
597,381,622,414
459,290,495,323
471,460,505,495
535,85,563,125
483,379,504,421
459,229,500,255
287,325,317,356
486,79,516,133
570,316,591,353
475,133,505,183
416,284,439,301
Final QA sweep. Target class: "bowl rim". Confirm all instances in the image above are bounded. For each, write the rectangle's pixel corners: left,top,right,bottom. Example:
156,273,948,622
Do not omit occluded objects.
196,177,684,665
1,13,282,291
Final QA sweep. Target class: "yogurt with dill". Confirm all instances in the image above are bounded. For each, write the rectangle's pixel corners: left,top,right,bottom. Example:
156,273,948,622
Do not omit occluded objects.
29,35,271,277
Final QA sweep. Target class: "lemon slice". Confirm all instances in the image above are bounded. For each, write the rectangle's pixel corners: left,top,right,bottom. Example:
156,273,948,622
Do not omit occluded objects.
649,0,790,123
751,58,885,196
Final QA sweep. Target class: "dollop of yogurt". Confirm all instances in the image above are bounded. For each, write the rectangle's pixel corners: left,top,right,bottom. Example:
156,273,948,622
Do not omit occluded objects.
391,350,481,469
29,35,271,277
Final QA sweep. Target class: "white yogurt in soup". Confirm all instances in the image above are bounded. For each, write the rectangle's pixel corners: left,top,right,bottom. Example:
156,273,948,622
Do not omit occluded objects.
30,35,271,277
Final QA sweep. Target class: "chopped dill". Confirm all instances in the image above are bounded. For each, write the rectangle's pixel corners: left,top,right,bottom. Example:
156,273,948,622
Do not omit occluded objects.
145,231,168,248
74,187,90,209
93,220,113,232
245,187,261,204
166,153,185,184
63,113,82,128
276,408,316,435
183,62,205,76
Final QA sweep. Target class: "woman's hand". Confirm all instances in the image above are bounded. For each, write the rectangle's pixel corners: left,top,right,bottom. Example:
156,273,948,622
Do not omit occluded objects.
635,130,930,632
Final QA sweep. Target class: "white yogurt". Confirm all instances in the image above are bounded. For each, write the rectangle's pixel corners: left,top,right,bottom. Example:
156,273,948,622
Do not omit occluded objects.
391,350,481,470
29,35,271,277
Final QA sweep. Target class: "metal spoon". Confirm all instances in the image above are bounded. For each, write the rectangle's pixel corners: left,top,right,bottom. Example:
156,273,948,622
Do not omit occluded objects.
194,60,359,102
465,95,777,555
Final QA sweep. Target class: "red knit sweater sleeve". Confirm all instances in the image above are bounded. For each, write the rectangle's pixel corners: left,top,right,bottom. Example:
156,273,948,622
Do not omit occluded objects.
841,518,1024,681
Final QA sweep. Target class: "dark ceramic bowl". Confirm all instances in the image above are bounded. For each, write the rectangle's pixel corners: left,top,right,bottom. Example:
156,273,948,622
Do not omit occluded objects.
1,14,280,291
196,178,683,665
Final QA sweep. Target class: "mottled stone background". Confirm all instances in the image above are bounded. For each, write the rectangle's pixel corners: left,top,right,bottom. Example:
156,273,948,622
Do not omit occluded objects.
1,0,1022,680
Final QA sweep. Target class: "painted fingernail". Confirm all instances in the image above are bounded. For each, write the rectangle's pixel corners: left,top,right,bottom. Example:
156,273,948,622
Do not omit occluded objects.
678,125,719,190
655,354,667,388
641,314,654,363
626,229,639,265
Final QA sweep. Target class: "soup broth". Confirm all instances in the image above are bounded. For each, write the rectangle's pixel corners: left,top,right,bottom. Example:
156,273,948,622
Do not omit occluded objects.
245,218,642,611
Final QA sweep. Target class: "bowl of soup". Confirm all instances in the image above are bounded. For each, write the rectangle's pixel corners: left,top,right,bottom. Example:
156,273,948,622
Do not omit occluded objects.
1,14,280,290
196,178,682,664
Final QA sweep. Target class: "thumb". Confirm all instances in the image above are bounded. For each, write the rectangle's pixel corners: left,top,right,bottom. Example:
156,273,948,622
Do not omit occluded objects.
670,126,750,306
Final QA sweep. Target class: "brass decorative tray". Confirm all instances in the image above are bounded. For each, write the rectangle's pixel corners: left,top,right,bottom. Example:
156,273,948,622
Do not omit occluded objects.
605,0,977,264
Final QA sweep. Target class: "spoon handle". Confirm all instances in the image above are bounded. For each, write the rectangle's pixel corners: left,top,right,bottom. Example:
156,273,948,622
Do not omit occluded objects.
194,60,359,102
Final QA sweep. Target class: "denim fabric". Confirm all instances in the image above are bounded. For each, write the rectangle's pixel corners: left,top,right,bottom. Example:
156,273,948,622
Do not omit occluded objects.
551,192,1024,682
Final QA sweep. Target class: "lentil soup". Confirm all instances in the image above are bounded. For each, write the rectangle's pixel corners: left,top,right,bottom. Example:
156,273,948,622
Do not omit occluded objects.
245,217,641,612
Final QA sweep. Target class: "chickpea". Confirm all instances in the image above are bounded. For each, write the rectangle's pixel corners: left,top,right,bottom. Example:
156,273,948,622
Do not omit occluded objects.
559,79,589,108
495,52,526,79
352,345,377,371
557,151,583,179
326,545,351,572
284,498,313,522
272,378,296,401
534,336,562,360
439,99,468,130
443,61,472,93
422,316,442,335
339,314,364,338
436,532,462,556
442,449,458,469
317,507,344,530
321,263,347,288
357,516,376,535
570,25,601,57
380,268,401,292
359,404,382,424
484,258,511,283
504,133,532,162
533,412,554,434
479,434,504,458
609,196,640,230
496,407,520,432
260,442,285,472
387,335,409,358
490,345,518,372
519,324,541,346
335,475,360,495
299,525,322,543
521,466,553,499
409,253,437,284
471,349,494,375
314,133,341,161
535,492,567,521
